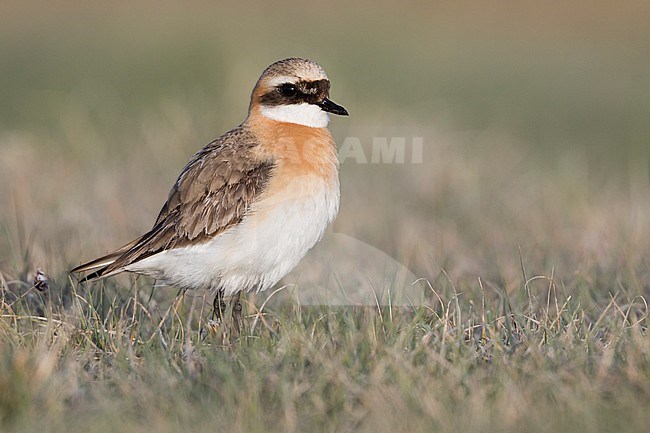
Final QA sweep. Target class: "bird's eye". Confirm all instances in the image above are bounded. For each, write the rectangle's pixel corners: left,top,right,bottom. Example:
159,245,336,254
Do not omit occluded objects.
279,84,298,97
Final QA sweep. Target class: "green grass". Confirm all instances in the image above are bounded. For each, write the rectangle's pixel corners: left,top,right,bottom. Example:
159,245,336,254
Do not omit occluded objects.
0,270,648,433
1,2,650,432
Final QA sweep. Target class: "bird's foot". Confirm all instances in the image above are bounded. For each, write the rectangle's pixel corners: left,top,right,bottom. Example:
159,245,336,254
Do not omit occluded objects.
231,293,244,339
205,290,244,343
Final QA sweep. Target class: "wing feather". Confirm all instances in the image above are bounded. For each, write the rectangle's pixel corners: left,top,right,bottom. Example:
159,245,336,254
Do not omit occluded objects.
72,126,274,281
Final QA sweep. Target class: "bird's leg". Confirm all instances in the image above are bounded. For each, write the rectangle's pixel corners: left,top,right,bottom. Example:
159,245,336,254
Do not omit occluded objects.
201,289,226,341
206,289,244,342
212,289,227,322
231,291,243,338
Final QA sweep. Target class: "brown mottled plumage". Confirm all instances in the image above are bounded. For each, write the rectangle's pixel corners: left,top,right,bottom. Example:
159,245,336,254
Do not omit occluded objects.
75,127,274,281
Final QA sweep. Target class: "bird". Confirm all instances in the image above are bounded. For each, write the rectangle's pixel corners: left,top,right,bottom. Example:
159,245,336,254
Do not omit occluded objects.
71,57,348,322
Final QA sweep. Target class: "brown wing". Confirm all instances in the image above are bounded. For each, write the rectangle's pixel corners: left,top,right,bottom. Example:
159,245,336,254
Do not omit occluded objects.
70,238,139,274
75,126,274,280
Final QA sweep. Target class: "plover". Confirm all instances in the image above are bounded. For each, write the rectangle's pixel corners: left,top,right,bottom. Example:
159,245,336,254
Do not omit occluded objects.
72,57,348,319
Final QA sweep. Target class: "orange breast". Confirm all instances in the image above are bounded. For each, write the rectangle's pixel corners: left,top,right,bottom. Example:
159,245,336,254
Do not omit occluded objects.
248,111,339,187
245,111,341,223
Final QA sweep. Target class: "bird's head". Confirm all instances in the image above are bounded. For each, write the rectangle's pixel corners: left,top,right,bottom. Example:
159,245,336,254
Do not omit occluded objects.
248,58,348,128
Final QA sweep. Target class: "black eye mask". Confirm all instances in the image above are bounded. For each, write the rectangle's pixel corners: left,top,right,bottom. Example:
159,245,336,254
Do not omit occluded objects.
260,79,348,116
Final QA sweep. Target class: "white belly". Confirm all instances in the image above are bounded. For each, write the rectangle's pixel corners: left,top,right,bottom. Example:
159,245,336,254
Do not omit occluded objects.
126,174,339,295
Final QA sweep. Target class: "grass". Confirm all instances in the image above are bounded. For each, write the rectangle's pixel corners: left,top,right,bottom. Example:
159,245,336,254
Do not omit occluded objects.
1,2,650,432
0,268,648,432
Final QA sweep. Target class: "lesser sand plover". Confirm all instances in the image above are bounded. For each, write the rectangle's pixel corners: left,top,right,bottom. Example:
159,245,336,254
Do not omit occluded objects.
72,58,348,317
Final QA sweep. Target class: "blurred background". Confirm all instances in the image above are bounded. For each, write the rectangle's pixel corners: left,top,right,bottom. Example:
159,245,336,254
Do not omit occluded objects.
0,0,648,297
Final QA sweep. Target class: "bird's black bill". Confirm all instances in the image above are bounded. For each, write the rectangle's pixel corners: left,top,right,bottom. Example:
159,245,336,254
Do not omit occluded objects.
319,98,349,116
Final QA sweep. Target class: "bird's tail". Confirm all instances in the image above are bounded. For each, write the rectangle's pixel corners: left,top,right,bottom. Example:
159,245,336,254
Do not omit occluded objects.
70,240,138,282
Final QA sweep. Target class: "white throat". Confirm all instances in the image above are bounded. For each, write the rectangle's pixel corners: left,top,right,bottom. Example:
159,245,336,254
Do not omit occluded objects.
260,103,330,128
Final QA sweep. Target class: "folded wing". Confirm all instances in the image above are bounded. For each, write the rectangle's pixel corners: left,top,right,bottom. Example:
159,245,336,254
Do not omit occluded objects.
71,127,274,281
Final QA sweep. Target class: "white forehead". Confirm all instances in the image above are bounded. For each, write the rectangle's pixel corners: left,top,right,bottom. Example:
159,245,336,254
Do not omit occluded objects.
265,74,325,87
